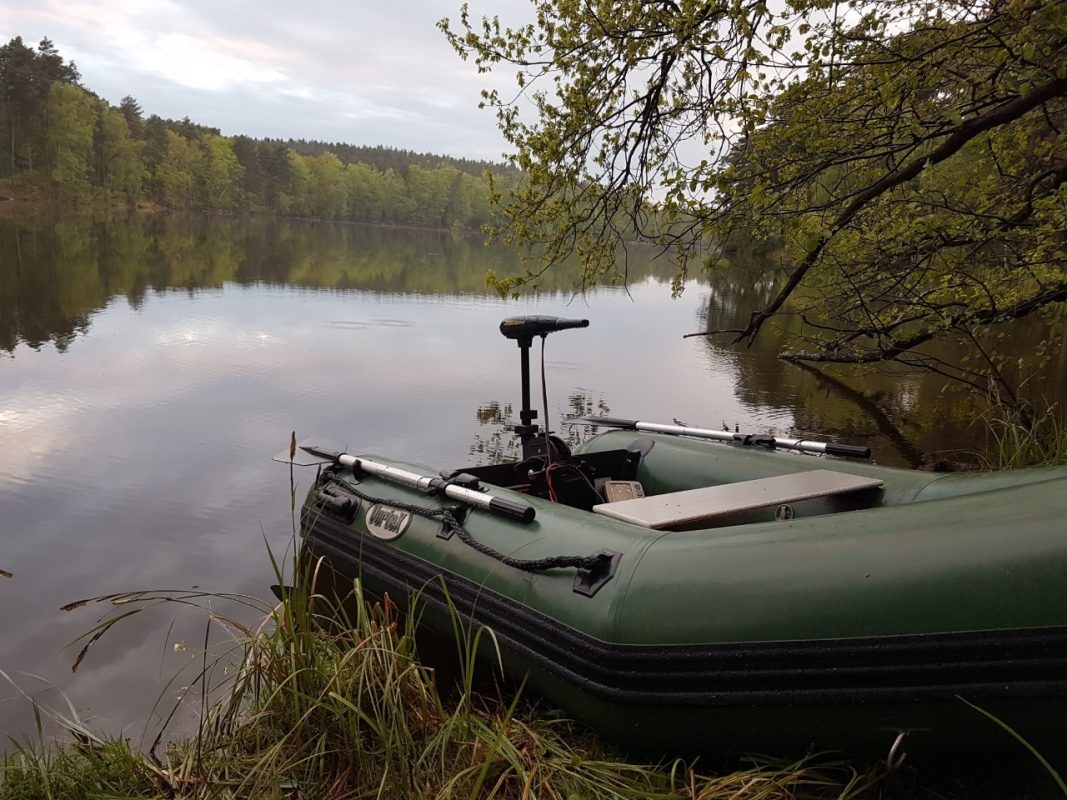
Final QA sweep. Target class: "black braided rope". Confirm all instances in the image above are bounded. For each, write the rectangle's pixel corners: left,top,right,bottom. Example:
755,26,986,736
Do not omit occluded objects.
326,476,607,573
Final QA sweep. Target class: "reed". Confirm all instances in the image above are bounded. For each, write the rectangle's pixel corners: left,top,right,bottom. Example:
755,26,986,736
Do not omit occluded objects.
2,552,888,800
982,403,1067,469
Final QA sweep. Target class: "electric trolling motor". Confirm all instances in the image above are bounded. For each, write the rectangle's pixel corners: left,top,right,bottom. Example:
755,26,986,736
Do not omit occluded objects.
499,315,589,461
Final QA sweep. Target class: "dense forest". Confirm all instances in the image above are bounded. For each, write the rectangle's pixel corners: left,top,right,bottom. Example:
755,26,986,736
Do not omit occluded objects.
0,36,515,228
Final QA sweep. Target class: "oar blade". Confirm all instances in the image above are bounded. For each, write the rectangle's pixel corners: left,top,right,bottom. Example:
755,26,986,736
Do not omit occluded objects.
272,435,348,465
563,416,639,429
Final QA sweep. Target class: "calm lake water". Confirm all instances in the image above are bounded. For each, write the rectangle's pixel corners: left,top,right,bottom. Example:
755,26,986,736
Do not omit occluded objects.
1,213,1063,742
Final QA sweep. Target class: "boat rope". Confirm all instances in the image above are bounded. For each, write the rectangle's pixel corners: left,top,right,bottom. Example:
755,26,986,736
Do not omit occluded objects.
326,476,612,574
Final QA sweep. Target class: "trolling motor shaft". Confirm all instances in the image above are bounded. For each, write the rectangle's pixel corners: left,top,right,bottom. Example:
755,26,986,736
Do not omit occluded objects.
499,316,589,455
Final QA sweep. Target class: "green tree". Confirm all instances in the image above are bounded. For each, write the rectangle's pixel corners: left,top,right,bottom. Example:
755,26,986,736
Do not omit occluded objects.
260,142,292,212
442,0,1067,403
0,36,40,174
140,114,170,198
346,161,387,222
44,83,96,189
306,151,347,219
197,134,244,209
407,164,456,226
451,170,494,227
278,149,312,216
377,167,413,223
35,38,79,85
232,135,266,208
118,95,143,138
155,130,200,207
0,36,80,176
96,107,145,202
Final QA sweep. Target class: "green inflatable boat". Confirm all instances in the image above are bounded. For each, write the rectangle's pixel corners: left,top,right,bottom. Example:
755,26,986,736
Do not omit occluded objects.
296,316,1067,757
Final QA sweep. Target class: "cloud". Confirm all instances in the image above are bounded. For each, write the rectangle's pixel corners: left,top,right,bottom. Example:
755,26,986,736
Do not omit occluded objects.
126,33,287,92
0,0,524,160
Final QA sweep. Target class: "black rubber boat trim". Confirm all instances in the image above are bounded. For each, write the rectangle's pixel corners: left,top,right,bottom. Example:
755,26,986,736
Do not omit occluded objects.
305,513,1067,708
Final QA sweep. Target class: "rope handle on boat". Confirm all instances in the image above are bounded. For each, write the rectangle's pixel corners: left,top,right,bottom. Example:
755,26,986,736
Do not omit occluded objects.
325,475,615,575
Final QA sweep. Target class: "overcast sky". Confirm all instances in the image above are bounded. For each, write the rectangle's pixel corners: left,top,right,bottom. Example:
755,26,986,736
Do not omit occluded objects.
0,0,530,162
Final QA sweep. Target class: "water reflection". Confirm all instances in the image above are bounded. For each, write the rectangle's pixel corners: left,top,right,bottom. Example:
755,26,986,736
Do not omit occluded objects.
3,212,1062,466
693,262,1066,466
0,215,671,354
469,390,611,465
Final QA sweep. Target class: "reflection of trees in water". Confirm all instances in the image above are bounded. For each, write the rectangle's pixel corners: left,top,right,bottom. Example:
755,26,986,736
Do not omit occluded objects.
0,222,92,352
469,401,520,465
786,362,927,468
469,390,610,465
694,254,1066,466
0,215,672,353
698,264,778,335
697,280,977,464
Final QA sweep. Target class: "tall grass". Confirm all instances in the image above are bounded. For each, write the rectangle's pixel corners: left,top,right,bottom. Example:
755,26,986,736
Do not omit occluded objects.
1,737,161,800
1,555,887,800
982,403,1067,469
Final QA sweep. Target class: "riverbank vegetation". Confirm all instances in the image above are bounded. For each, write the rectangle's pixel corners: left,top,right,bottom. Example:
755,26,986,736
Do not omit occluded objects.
2,574,905,800
983,403,1067,469
0,37,513,227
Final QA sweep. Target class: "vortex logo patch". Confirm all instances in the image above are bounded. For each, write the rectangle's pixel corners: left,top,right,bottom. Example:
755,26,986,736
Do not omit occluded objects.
365,504,412,541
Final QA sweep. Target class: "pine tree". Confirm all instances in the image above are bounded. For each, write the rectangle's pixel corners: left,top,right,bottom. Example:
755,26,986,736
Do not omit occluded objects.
118,95,143,139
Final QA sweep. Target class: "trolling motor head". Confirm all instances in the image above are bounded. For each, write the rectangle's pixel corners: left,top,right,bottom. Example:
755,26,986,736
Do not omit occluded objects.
500,315,589,343
500,316,589,457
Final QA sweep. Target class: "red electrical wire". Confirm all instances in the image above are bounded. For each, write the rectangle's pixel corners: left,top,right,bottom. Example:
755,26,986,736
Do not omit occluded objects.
540,335,558,502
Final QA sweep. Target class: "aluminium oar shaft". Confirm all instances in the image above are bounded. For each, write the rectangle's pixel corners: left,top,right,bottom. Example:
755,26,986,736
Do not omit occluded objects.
301,446,536,522
574,417,871,459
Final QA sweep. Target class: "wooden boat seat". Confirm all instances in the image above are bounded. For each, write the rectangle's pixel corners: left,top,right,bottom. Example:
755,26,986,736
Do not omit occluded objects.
592,469,884,529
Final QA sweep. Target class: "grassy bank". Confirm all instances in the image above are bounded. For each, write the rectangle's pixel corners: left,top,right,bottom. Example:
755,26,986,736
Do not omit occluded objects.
0,568,905,800
5,562,1067,798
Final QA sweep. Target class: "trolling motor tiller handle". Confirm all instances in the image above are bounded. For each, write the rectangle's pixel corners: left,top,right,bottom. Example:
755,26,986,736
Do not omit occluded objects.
500,316,589,456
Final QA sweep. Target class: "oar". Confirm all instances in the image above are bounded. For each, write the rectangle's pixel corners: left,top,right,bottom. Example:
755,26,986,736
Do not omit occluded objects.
568,417,871,459
300,446,537,523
